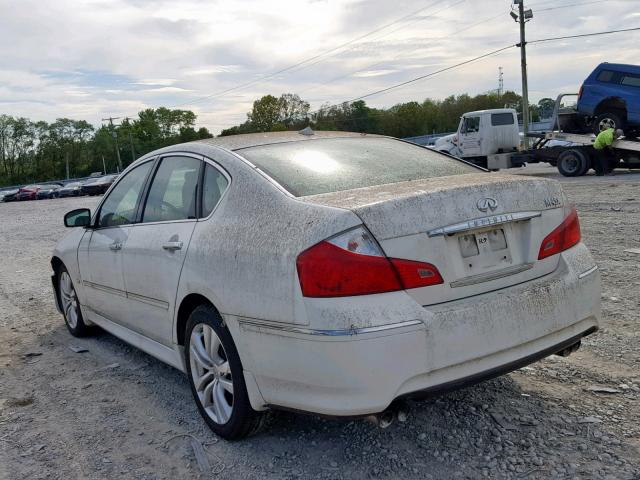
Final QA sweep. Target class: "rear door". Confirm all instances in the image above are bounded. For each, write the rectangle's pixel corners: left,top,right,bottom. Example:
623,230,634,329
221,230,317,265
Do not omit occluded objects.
80,160,154,323
120,154,204,345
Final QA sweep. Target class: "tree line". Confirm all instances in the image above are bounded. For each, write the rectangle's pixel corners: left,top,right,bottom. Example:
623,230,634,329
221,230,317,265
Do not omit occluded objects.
0,108,213,187
1,92,556,186
221,91,554,138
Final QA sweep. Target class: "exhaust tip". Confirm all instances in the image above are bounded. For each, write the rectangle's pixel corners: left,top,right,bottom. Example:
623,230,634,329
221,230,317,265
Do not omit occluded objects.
366,400,409,429
555,340,581,357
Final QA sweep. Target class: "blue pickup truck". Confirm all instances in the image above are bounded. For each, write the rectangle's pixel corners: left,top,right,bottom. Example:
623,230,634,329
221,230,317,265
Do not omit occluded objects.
577,63,640,136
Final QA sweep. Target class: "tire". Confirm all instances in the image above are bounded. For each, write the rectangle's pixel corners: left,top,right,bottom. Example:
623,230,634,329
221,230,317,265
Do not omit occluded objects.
57,266,91,337
593,112,626,135
185,305,265,440
557,149,588,177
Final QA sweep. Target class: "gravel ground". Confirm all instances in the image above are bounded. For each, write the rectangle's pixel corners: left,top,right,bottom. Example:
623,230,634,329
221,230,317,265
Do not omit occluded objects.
1,167,639,480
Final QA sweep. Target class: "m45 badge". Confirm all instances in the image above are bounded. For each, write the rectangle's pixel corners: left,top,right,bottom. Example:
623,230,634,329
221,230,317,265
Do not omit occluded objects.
544,197,561,208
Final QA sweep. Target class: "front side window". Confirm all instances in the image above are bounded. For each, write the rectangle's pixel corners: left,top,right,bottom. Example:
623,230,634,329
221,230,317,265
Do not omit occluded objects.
202,163,229,217
462,116,480,133
98,161,153,227
142,156,201,223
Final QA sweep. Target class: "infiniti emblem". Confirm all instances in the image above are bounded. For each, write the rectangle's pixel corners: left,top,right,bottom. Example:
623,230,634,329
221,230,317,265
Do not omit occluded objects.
476,197,498,212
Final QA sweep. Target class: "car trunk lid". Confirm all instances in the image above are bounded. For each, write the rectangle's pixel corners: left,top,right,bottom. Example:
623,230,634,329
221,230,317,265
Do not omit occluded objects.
301,173,568,305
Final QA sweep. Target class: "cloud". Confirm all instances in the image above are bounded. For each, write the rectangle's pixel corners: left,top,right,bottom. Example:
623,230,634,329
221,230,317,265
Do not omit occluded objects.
0,0,638,133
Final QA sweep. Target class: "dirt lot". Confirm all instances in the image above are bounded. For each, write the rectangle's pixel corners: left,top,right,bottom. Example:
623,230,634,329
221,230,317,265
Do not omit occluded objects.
1,167,639,480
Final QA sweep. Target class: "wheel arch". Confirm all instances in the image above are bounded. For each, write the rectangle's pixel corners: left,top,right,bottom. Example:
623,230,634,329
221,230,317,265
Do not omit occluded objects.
51,255,64,272
51,256,65,313
175,293,218,346
595,97,627,118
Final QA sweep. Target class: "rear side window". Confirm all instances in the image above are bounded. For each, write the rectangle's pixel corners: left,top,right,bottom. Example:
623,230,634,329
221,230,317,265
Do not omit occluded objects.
621,73,640,88
142,156,201,223
491,113,514,126
596,70,616,83
238,137,478,197
202,164,229,216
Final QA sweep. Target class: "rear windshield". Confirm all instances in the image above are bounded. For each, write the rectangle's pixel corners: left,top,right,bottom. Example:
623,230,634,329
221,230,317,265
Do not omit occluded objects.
491,113,515,126
238,137,479,196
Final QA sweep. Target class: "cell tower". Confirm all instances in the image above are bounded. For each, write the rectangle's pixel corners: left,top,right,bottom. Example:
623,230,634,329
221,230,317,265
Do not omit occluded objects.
498,67,504,96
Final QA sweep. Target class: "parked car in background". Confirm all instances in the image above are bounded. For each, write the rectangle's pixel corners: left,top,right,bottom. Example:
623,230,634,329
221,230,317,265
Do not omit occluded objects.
58,181,85,198
577,62,640,135
1,188,18,202
52,131,601,440
80,174,118,196
17,184,44,201
37,184,61,200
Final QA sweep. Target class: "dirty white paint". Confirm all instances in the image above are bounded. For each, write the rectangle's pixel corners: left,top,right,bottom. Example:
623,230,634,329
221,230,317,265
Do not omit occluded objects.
51,132,601,417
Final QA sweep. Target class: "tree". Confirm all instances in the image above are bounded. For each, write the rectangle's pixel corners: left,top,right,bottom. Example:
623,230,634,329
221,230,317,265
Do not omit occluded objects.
538,98,555,120
0,107,212,186
278,93,310,128
247,95,284,132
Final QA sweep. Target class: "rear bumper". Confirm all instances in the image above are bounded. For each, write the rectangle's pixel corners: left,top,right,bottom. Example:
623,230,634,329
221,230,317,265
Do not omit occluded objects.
405,325,596,400
233,244,601,416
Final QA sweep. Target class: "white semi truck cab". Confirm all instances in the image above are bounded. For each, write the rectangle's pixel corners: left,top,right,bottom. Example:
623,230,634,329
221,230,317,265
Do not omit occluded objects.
434,108,520,168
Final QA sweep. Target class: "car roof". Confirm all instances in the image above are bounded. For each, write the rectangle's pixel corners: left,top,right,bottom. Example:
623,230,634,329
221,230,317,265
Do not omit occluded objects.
463,108,516,117
189,130,383,152
595,63,640,74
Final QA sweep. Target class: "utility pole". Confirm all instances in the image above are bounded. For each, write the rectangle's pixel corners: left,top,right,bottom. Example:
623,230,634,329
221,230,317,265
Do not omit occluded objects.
65,151,70,179
511,0,533,148
124,117,136,162
102,116,123,171
498,67,504,97
102,155,107,175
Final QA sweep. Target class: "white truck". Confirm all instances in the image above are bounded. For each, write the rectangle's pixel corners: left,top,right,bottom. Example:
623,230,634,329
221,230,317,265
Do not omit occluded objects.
432,98,640,176
433,108,520,169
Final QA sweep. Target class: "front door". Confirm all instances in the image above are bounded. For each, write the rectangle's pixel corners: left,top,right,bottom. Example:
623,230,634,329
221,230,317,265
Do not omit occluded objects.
80,160,154,323
459,115,482,157
121,155,202,345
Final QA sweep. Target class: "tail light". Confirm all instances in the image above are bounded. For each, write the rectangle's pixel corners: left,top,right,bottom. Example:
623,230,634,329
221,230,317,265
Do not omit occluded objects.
538,207,581,260
296,227,443,298
578,85,583,100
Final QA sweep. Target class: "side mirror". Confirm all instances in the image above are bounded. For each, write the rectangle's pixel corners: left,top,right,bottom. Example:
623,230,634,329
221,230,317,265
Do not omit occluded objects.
64,208,91,228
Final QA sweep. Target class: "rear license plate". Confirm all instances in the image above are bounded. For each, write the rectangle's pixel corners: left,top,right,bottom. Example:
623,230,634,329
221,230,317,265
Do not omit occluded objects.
458,228,507,258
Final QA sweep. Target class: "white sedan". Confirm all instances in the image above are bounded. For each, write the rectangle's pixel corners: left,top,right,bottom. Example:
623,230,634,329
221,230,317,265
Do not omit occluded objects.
52,131,601,439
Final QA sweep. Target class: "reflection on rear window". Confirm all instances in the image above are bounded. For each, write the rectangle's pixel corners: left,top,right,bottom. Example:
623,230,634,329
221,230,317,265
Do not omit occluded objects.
238,137,478,196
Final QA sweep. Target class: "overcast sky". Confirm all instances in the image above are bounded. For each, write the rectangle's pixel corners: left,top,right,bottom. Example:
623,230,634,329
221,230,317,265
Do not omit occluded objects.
2,0,639,133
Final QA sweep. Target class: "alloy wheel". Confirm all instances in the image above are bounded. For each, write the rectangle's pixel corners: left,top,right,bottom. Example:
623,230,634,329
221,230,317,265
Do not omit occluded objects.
59,271,79,329
598,117,616,132
189,323,234,425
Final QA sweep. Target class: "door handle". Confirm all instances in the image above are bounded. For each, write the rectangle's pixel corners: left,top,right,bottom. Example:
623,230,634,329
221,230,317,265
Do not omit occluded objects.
109,242,122,251
162,241,183,251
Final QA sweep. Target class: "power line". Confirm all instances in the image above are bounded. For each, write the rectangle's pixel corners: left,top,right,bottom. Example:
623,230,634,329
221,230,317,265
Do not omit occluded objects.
536,1,606,12
343,44,515,103
528,26,640,44
165,0,446,110
303,24,640,121
298,10,505,96
286,0,466,76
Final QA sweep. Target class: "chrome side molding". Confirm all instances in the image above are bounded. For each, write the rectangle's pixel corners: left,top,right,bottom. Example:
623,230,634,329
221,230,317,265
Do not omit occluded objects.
578,265,598,279
239,319,423,336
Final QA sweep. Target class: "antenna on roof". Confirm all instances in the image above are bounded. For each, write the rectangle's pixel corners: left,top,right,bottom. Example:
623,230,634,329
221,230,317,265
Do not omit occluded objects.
298,126,314,136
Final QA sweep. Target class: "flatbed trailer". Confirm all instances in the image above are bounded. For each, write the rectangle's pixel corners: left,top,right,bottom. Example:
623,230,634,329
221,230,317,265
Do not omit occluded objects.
486,93,640,177
488,131,640,177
